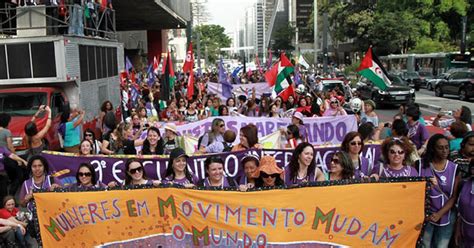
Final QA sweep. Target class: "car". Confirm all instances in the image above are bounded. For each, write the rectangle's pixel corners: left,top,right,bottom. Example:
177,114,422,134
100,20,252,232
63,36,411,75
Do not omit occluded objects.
356,74,415,107
400,71,423,91
418,71,434,88
434,69,474,101
426,69,465,91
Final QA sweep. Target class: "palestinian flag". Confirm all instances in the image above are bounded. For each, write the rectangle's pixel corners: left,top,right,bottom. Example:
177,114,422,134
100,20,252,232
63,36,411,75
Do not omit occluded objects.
357,47,391,91
161,50,176,101
265,53,295,101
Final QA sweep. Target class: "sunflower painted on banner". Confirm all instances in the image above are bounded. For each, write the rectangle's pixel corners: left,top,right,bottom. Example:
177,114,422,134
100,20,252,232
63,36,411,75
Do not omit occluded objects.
265,52,295,101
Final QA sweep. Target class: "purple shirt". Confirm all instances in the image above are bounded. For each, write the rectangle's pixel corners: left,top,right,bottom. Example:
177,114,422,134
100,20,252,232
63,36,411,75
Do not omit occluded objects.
284,167,317,186
419,161,457,226
457,180,474,245
19,175,61,211
163,174,198,186
378,165,418,178
0,146,11,172
201,177,235,189
354,157,373,179
408,121,429,149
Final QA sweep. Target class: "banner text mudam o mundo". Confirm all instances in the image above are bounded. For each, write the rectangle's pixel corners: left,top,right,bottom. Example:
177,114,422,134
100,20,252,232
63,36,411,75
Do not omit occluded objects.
34,181,426,247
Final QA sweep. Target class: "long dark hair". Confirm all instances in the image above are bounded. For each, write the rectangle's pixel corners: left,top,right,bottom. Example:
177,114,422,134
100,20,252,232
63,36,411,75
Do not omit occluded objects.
76,163,97,186
341,131,364,154
124,159,148,185
240,124,258,148
460,106,472,125
164,154,194,182
422,134,449,168
255,176,284,187
27,155,50,175
142,127,164,155
330,151,354,179
101,101,113,112
287,124,301,140
287,142,316,182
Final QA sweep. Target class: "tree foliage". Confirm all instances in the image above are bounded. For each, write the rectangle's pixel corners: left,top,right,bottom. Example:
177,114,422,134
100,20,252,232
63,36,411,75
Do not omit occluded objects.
192,24,231,64
311,0,470,55
271,24,295,56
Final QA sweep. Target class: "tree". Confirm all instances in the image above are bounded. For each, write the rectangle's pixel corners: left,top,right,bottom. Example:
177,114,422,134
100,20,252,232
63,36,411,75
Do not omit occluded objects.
192,24,231,64
271,24,295,56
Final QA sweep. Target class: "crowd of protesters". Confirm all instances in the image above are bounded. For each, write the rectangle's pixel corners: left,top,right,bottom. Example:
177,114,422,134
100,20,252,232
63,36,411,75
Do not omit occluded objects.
0,63,473,247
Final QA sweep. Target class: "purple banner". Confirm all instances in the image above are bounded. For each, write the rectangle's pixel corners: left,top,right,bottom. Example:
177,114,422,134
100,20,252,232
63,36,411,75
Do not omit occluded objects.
42,144,380,186
176,115,357,145
207,82,271,99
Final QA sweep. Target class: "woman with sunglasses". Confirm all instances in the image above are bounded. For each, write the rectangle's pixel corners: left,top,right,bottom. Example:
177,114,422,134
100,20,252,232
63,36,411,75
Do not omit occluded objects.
177,98,187,117
255,156,284,187
163,148,198,188
19,155,61,211
122,159,161,187
285,142,325,186
372,137,418,178
341,132,374,179
199,118,225,150
83,128,102,154
69,163,106,190
325,151,354,180
323,97,347,117
419,134,461,247
238,154,260,191
284,124,304,149
198,156,237,189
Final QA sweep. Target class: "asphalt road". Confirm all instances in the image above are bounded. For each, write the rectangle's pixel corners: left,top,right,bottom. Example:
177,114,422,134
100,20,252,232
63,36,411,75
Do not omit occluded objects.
376,88,474,124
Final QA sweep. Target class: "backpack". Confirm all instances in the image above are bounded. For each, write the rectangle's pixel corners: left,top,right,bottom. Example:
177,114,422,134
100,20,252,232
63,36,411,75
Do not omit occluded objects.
222,142,233,152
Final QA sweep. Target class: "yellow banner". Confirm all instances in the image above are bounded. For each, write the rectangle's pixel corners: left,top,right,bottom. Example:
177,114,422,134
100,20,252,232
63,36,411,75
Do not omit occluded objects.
34,182,426,247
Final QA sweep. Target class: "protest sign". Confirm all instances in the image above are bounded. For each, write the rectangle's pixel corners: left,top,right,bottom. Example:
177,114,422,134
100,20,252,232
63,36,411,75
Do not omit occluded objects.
207,82,271,98
42,143,381,185
34,181,426,247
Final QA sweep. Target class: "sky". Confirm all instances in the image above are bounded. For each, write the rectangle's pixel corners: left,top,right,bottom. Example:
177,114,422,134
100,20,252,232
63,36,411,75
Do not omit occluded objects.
205,0,256,35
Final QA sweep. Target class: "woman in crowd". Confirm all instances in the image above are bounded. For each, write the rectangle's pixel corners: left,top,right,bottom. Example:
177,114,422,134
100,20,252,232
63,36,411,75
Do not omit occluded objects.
141,126,164,155
184,100,199,122
419,134,461,247
24,105,52,159
296,97,312,117
268,103,281,118
130,113,142,135
99,101,114,134
62,107,85,153
163,123,183,154
0,196,34,247
290,112,307,141
285,142,325,186
406,105,429,150
455,159,474,247
433,105,472,132
448,120,468,153
204,98,213,118
226,97,237,113
273,97,284,114
163,148,198,188
372,137,418,178
69,163,106,190
210,98,220,117
78,139,93,155
83,128,102,154
218,105,229,116
323,97,347,116
160,100,181,121
254,156,284,188
19,155,61,211
360,100,379,127
340,131,374,178
232,124,261,151
199,118,225,150
137,107,148,124
391,119,420,167
102,123,145,155
177,98,187,117
285,124,304,149
285,95,296,110
259,96,271,117
238,154,260,191
123,159,161,187
325,151,354,180
199,156,236,188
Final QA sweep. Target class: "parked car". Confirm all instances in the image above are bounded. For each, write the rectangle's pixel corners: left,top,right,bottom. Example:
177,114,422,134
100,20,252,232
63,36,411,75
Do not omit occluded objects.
418,71,434,88
400,71,423,91
434,69,474,101
356,74,415,107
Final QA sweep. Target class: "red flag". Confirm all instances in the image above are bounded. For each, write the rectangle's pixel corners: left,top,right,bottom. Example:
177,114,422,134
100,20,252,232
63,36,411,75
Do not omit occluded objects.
187,69,195,100
153,56,159,75
278,83,295,101
183,42,194,73
100,0,107,10
161,51,175,76
264,63,278,86
120,71,128,86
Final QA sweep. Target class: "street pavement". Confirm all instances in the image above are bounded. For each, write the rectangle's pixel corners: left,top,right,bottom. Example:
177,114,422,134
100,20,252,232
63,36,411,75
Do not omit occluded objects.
377,88,473,125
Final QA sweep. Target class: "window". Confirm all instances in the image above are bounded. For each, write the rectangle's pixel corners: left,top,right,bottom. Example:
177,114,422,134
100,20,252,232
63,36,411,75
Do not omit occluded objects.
79,45,118,82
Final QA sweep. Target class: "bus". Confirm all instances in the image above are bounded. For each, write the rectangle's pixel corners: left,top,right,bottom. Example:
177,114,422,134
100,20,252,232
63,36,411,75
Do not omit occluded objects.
380,52,472,76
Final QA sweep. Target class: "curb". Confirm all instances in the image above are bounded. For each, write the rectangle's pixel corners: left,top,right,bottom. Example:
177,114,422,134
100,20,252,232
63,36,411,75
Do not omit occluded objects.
416,102,442,112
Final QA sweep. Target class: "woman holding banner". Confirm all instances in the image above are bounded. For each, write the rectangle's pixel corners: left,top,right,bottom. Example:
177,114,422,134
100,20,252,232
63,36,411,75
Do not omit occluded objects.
254,156,284,187
372,137,418,178
284,142,325,186
199,156,236,189
163,148,198,188
238,154,260,191
70,163,107,190
325,151,354,180
199,118,225,150
340,132,374,179
419,134,461,247
122,159,161,187
19,155,61,211
323,97,347,117
78,139,94,155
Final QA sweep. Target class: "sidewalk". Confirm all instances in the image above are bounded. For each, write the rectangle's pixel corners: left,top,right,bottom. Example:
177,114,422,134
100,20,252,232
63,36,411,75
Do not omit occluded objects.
416,94,474,117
